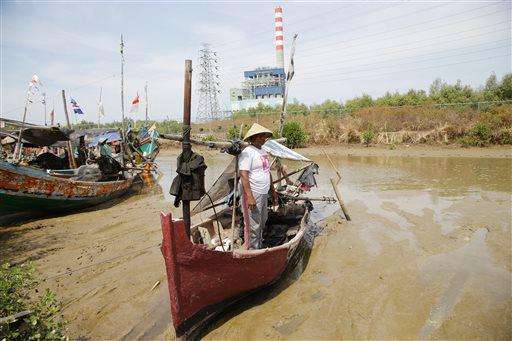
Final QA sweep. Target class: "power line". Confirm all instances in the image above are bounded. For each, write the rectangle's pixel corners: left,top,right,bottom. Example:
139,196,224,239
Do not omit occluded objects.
217,3,395,57
295,43,510,80
292,54,511,86
214,3,357,49
297,25,509,72
220,4,506,74
298,4,505,60
219,22,509,87
1,74,117,116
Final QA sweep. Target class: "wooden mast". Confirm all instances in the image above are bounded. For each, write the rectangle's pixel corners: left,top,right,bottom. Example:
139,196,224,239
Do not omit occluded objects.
182,60,193,237
144,82,149,122
61,90,77,169
13,94,30,162
120,35,126,163
98,87,102,128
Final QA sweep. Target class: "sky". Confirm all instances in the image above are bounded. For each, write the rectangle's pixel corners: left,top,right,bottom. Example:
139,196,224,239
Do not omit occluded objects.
1,0,510,125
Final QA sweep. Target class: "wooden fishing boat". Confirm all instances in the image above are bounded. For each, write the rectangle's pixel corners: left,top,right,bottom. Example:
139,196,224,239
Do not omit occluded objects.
159,133,323,338
0,159,134,217
160,200,311,338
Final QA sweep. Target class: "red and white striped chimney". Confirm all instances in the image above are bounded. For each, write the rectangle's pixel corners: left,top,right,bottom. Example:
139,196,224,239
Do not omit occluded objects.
274,6,284,68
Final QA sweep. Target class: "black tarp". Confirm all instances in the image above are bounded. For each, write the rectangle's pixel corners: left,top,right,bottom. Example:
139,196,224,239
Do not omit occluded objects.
20,126,72,146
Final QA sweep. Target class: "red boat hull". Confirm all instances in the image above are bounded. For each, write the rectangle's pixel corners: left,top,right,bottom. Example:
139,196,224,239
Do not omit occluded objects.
160,211,308,337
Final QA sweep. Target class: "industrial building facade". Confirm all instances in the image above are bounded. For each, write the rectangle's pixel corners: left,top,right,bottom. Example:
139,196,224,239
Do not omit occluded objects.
230,6,286,112
229,67,285,111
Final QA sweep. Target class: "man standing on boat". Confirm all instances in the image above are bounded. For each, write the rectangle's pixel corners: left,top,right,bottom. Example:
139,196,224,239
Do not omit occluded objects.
239,123,276,249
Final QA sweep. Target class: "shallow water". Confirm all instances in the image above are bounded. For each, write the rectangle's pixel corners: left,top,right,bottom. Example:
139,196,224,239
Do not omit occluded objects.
154,150,511,340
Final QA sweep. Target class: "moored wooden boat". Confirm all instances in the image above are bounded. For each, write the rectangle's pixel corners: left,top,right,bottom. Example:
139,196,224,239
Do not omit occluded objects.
160,205,310,338
0,159,134,217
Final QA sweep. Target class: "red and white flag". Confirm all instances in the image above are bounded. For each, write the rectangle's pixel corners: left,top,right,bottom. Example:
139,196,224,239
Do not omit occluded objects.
130,93,140,114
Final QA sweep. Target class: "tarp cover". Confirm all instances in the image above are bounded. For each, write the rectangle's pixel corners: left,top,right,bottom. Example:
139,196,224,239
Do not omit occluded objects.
262,139,311,162
20,126,71,146
89,131,122,147
191,140,311,215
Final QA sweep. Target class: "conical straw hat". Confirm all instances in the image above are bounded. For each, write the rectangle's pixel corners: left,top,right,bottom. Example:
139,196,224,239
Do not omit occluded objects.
243,123,273,141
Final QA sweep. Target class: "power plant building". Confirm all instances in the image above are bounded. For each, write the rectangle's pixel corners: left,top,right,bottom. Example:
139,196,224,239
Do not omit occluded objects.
230,6,286,112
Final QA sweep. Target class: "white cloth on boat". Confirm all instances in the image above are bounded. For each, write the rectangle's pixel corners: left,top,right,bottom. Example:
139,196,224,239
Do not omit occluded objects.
238,145,271,195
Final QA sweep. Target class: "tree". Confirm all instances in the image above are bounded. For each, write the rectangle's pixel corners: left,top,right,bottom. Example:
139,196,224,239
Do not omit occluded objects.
496,73,512,100
310,99,343,116
344,94,373,112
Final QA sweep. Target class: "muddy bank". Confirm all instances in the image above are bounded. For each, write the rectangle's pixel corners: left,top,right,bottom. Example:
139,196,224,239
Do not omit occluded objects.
158,140,512,158
1,149,510,339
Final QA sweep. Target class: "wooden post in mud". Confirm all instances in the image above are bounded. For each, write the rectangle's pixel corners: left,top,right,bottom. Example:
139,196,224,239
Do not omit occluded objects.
330,178,351,221
61,90,77,169
322,149,341,184
182,59,193,237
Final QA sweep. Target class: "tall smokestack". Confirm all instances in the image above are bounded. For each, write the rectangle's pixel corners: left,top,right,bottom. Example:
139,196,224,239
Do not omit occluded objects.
275,6,284,68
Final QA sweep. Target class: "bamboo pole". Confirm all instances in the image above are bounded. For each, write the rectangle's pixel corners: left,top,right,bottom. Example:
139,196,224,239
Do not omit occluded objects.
182,59,193,237
160,134,285,149
322,149,342,184
272,163,310,184
330,177,351,221
230,156,239,249
13,93,30,162
98,87,102,128
144,82,149,122
61,90,77,169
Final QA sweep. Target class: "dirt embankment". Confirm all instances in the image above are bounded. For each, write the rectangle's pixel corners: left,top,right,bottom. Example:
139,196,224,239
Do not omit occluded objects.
158,140,512,159
188,105,512,147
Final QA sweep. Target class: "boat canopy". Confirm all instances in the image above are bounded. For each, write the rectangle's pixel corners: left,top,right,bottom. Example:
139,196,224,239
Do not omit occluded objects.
191,140,312,215
20,126,71,146
89,131,122,147
0,119,72,147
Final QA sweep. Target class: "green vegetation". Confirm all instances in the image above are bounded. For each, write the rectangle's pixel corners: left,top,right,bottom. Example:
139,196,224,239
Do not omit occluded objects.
281,121,308,148
1,262,65,340
201,134,216,142
73,118,181,134
226,125,246,140
361,130,375,146
71,73,510,148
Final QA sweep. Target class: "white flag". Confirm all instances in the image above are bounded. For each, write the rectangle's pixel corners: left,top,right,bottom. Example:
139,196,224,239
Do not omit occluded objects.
98,100,105,117
27,74,44,103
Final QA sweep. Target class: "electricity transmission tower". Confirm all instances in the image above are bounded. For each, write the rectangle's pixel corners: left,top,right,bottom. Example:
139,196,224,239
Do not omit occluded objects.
196,43,221,122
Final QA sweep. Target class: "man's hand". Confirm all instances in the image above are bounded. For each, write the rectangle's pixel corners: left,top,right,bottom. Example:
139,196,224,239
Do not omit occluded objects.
247,195,257,211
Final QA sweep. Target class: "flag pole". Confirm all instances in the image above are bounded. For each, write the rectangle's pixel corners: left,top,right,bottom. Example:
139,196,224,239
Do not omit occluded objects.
120,34,126,162
13,91,30,162
50,99,55,126
98,87,102,128
61,90,77,169
144,82,149,122
44,93,47,126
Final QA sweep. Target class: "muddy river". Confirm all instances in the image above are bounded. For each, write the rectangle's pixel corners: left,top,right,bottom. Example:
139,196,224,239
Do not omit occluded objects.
1,147,510,339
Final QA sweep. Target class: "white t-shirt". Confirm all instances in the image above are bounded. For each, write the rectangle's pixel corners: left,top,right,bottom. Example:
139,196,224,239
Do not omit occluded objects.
238,145,271,195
